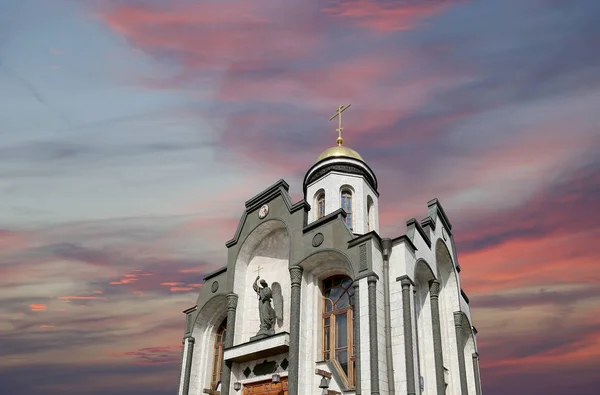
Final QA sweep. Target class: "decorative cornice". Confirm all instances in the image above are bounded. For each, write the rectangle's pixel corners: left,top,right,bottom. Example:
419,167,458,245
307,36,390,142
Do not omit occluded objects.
226,179,309,248
347,230,382,248
427,198,453,234
303,160,379,197
396,275,415,287
203,265,227,281
420,216,435,231
354,271,379,282
244,179,289,209
406,218,432,248
303,208,347,234
390,234,418,253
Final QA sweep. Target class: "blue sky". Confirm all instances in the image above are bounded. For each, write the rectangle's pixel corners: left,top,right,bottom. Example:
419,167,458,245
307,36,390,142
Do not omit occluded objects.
1,0,599,394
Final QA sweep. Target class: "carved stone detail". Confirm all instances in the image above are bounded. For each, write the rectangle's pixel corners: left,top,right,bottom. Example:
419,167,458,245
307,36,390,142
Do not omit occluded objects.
289,266,303,286
306,163,377,192
227,293,239,310
211,281,219,293
359,244,368,271
312,232,324,247
429,279,441,298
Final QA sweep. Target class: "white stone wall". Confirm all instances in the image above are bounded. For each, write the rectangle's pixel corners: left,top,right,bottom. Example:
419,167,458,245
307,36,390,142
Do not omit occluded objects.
464,334,477,395
414,281,436,395
358,276,371,394
305,169,379,234
388,242,409,394
188,299,227,395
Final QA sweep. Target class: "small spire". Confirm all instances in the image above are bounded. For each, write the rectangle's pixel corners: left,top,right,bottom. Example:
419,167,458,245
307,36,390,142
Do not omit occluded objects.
329,104,351,146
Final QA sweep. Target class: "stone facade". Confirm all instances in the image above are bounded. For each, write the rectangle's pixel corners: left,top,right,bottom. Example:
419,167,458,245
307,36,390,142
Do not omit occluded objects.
177,148,482,395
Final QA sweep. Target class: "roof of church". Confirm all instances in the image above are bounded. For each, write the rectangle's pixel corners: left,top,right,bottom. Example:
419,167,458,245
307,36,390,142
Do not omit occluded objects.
315,143,364,163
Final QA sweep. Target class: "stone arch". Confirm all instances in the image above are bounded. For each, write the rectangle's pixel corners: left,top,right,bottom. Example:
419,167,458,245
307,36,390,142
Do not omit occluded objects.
435,239,462,394
294,249,356,394
413,259,436,395
232,219,291,345
189,294,228,395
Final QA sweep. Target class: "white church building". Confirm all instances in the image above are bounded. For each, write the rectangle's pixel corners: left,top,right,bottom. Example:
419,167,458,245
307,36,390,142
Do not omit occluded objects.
177,110,482,395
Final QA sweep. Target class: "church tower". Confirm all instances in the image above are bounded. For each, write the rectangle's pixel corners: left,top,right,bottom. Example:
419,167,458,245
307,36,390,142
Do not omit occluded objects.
176,106,482,395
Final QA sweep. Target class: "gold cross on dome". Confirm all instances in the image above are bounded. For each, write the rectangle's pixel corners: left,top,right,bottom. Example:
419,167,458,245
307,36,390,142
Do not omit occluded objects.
255,264,263,277
329,104,351,146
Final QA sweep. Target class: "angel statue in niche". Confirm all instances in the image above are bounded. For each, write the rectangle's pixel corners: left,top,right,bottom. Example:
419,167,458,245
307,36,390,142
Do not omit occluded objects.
251,275,283,340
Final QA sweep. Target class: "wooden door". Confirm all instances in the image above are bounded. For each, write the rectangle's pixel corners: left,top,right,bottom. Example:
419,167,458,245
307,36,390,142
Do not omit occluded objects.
243,377,288,395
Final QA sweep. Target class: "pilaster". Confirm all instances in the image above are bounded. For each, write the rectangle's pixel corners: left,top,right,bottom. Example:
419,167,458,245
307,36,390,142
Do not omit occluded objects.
399,276,416,395
182,336,195,395
472,352,482,395
367,275,380,395
454,312,468,395
353,281,362,395
429,280,445,395
288,265,303,395
220,293,239,395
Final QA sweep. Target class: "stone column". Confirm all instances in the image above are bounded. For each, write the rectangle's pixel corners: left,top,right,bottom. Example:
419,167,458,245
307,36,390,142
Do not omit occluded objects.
472,352,482,395
367,275,380,395
288,265,303,395
181,336,195,395
353,282,362,395
429,280,445,395
453,312,468,395
220,293,239,395
400,276,416,395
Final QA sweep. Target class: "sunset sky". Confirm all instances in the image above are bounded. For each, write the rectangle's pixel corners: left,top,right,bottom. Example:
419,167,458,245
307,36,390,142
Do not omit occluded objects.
1,0,599,394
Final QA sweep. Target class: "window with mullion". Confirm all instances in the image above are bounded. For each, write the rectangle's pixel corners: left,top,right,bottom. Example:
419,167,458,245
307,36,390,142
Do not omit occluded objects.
317,193,326,219
340,190,353,230
210,319,227,390
322,276,355,386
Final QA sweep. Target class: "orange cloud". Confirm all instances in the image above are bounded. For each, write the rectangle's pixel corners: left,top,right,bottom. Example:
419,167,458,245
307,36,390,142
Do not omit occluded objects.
30,304,46,311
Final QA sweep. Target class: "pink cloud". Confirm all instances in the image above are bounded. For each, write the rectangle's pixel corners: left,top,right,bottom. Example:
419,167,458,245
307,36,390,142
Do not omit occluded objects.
57,296,107,301
323,0,461,32
159,282,183,287
169,287,193,292
40,325,55,329
30,304,46,311
99,0,321,73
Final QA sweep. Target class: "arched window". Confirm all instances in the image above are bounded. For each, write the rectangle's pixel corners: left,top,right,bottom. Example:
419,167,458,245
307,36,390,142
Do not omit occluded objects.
316,191,326,220
210,318,227,390
367,196,374,231
322,275,355,385
340,190,353,230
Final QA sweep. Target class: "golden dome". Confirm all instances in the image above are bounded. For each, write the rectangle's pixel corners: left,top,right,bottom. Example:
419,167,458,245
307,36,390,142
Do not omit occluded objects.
316,144,364,163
